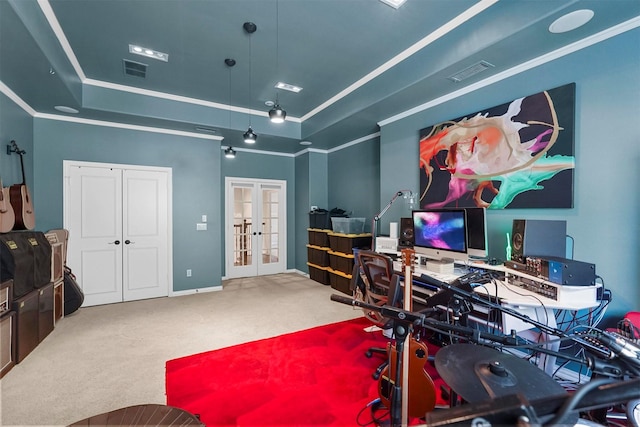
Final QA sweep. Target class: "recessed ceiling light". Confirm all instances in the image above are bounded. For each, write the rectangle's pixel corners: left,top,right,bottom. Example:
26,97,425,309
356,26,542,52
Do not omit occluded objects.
300,141,312,146
275,82,303,93
54,105,79,114
129,44,169,62
265,100,275,107
549,9,594,34
379,0,407,9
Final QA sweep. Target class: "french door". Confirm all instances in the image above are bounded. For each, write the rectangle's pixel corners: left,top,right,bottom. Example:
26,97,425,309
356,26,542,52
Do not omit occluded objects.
64,161,172,306
225,178,286,278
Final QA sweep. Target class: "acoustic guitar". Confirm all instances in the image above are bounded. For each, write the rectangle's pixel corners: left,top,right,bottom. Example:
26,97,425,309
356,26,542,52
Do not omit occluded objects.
8,140,36,230
378,248,436,422
0,177,15,232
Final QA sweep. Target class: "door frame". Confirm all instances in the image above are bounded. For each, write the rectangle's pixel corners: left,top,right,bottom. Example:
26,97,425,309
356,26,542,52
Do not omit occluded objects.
63,160,173,298
224,177,287,279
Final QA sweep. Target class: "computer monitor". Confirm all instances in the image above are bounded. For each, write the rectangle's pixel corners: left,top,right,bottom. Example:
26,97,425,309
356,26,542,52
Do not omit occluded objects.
412,209,468,264
464,207,488,259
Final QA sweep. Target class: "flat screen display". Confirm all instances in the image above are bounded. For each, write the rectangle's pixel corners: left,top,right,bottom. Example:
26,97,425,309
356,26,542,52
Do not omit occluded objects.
412,209,467,256
464,207,488,258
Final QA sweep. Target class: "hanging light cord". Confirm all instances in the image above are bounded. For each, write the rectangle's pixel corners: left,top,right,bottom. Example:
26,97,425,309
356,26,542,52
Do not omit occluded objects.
275,0,279,104
248,30,252,127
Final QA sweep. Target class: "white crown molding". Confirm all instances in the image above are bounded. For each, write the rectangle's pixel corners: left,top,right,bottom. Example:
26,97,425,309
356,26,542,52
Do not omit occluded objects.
378,15,640,127
35,112,223,140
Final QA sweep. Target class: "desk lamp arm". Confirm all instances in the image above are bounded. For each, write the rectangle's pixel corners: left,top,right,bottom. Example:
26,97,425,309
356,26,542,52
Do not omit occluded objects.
371,190,414,250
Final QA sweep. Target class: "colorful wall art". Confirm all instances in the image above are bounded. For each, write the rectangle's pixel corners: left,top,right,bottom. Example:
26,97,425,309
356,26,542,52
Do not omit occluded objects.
418,83,575,209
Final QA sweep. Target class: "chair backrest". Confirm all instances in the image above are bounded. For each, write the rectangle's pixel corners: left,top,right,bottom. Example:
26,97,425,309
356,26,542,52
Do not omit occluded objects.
356,250,394,293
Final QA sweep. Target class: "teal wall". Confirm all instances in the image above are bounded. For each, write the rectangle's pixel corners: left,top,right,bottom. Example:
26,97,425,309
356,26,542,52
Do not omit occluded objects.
31,119,222,292
374,28,640,321
328,138,381,233
294,153,310,272
0,93,33,188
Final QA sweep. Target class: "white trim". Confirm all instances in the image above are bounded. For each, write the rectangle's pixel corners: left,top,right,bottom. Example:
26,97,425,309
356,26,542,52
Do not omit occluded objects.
294,147,328,156
327,132,380,154
84,78,303,123
293,132,380,157
378,15,640,127
0,81,37,116
300,0,498,121
170,285,223,297
38,0,86,80
36,113,223,140
221,145,295,157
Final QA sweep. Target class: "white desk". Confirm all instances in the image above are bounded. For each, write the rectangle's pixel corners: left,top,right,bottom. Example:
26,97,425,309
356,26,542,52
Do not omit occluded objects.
404,261,601,375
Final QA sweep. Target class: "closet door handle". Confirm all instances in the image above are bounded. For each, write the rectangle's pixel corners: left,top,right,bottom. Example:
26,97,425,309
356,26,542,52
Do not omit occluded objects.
125,240,133,245
109,240,121,245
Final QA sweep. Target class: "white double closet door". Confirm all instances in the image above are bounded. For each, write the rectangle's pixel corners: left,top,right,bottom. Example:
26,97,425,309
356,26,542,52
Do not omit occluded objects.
64,161,172,306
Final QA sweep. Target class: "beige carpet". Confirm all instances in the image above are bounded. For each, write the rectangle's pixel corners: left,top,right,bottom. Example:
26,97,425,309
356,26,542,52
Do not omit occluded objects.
0,273,362,426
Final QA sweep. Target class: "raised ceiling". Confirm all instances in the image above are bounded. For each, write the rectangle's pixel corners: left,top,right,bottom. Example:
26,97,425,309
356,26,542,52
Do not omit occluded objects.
1,0,639,153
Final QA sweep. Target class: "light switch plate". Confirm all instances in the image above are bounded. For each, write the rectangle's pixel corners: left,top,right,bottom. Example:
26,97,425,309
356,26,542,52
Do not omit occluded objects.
196,223,207,231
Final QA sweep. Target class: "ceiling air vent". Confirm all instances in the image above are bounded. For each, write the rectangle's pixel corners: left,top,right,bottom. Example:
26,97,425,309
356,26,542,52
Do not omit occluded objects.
448,60,494,83
123,59,147,78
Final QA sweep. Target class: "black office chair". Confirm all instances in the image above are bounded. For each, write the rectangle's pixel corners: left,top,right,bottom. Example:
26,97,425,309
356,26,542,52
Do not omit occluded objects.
356,250,402,379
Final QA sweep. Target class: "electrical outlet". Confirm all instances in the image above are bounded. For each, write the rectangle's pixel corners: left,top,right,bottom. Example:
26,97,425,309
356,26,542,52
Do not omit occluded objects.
186,269,192,277
202,214,207,222
311,205,318,211
196,223,207,231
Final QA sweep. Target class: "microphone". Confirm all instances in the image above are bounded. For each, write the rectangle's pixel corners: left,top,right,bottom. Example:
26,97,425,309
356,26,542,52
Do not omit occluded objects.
419,273,449,289
597,331,640,369
330,293,357,306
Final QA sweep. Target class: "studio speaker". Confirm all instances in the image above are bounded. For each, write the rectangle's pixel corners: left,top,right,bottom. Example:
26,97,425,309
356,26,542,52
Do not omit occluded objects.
399,217,414,248
511,219,567,264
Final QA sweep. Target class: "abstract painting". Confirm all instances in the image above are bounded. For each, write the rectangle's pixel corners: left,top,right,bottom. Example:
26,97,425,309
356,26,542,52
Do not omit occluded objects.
418,83,575,209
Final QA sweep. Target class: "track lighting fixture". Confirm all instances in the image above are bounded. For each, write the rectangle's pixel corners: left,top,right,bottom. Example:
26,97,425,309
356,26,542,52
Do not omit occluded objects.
224,146,236,158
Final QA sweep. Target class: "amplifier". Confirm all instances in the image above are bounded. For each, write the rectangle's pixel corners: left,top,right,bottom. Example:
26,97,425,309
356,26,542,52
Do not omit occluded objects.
1,280,12,316
1,311,15,378
508,256,596,286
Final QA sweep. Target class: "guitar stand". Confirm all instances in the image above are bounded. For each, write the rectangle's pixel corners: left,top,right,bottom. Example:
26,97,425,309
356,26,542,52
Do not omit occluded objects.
387,320,410,427
7,141,26,156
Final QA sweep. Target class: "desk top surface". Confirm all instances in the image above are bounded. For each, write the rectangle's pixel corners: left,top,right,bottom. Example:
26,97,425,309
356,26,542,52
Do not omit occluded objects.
395,261,599,311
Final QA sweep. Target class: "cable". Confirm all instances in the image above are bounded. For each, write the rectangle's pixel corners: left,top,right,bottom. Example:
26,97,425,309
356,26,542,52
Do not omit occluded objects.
547,378,617,425
356,398,385,427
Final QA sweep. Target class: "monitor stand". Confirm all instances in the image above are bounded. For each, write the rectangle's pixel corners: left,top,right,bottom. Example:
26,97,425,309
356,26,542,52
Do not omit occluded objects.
417,255,455,275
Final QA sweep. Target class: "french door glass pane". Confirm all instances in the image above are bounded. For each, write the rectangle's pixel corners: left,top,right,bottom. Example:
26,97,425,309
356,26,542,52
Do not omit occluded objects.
233,186,253,266
261,188,279,265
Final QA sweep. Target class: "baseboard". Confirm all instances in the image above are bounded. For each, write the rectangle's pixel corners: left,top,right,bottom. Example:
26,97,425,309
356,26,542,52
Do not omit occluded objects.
170,285,222,297
222,270,308,281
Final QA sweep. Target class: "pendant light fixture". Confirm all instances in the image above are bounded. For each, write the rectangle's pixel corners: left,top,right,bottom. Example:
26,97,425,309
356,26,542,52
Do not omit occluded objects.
243,22,258,143
224,146,236,158
268,0,286,123
224,58,238,158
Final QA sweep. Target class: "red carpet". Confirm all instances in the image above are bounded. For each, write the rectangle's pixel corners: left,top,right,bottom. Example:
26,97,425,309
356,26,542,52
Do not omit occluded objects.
165,317,445,426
